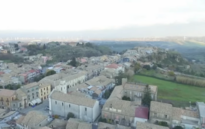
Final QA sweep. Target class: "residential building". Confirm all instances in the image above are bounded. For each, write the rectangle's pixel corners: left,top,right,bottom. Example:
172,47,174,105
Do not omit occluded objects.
39,83,51,101
123,83,158,101
196,102,205,128
15,89,28,109
150,101,173,125
16,111,48,129
136,122,169,129
19,69,41,83
102,85,141,126
105,64,125,75
49,90,101,122
102,99,139,126
20,82,39,106
54,71,87,94
150,101,200,128
133,106,149,127
0,89,16,109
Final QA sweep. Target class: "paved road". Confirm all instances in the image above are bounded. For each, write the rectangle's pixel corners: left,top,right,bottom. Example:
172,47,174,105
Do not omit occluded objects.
18,100,49,116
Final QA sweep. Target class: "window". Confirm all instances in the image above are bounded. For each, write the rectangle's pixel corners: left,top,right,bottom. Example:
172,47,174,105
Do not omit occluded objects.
69,104,71,108
85,107,87,115
27,90,30,93
62,103,64,106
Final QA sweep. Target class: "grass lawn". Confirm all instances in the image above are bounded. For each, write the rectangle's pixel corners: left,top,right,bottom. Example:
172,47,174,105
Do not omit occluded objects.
130,75,205,104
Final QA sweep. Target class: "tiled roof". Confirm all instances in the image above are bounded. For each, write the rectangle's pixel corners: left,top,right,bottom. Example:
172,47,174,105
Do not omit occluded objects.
51,91,96,108
0,89,15,97
150,101,172,116
105,64,121,69
135,106,149,119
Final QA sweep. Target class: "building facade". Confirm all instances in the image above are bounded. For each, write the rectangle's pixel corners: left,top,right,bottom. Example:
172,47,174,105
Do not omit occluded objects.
39,83,51,101
49,90,101,122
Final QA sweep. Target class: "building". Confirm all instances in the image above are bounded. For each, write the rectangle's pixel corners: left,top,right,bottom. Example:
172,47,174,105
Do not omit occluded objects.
16,111,48,129
39,83,51,101
150,101,200,128
150,101,174,124
0,89,16,109
54,71,87,94
123,83,157,101
49,90,101,122
20,82,39,106
102,99,138,126
133,106,149,127
136,122,169,129
196,102,205,128
105,64,125,75
19,69,41,83
101,85,141,126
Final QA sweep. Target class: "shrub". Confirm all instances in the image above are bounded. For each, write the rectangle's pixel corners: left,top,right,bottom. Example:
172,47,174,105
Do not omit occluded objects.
67,112,75,119
122,96,131,101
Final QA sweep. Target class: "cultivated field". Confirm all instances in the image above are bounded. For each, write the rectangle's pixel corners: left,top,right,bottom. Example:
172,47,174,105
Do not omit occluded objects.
130,75,205,106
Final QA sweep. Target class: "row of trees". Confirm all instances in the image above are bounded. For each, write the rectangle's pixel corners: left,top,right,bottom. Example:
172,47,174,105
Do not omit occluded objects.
26,42,112,63
176,75,205,87
0,54,24,64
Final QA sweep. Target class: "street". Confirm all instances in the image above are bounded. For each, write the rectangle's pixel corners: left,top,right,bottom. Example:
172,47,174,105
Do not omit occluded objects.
18,100,49,116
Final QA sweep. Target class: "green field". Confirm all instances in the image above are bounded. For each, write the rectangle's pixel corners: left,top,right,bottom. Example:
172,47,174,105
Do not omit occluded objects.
130,75,205,106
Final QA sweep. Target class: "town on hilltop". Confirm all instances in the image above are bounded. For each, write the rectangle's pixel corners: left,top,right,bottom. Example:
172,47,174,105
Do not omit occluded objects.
0,42,205,129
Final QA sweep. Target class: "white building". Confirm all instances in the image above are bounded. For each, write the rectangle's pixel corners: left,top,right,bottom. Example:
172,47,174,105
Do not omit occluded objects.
54,71,87,94
105,64,125,75
49,90,101,122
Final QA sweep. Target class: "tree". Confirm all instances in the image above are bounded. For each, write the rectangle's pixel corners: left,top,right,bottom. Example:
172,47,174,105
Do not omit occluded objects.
122,96,131,101
43,44,46,49
143,65,151,70
69,57,77,67
134,63,141,73
142,85,152,107
173,126,183,129
155,121,169,127
168,71,175,76
67,112,75,119
14,44,19,50
46,70,56,76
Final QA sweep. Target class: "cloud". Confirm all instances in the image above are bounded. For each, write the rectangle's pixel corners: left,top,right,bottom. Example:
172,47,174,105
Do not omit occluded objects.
0,0,204,31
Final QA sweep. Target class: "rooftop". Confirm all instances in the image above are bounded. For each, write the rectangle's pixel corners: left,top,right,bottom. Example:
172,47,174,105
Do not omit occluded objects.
135,107,149,119
123,83,157,93
18,111,47,128
66,118,92,129
0,89,15,97
22,82,38,89
51,90,97,107
150,101,172,116
105,64,121,69
197,102,205,117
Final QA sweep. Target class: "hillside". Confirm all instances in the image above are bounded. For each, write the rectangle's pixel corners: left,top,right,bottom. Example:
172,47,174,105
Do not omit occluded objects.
25,42,112,62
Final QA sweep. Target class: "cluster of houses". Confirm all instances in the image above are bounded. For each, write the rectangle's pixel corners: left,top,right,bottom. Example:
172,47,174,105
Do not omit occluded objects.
14,81,205,129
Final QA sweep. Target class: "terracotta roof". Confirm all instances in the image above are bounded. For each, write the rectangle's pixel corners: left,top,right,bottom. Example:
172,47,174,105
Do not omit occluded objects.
0,89,15,97
150,101,172,116
106,64,121,69
135,106,149,119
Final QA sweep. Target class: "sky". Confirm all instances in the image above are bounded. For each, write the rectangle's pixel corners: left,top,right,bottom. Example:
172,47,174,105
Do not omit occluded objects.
0,0,205,38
